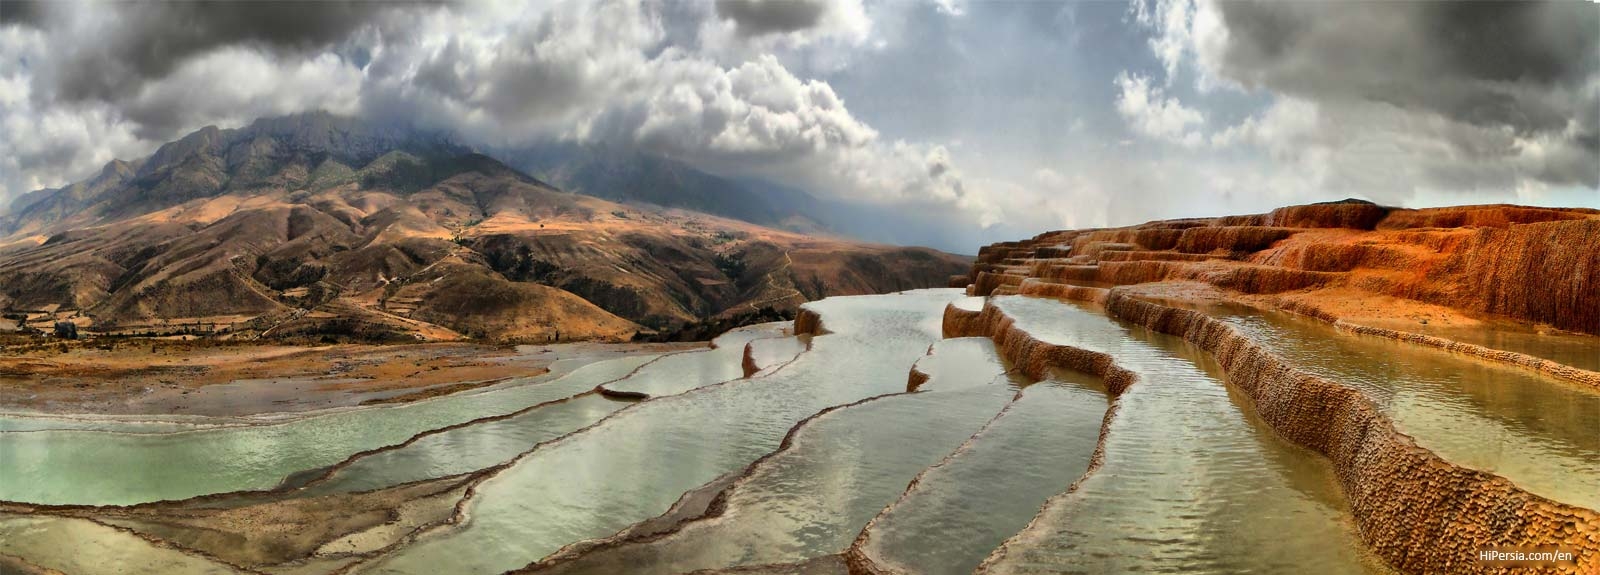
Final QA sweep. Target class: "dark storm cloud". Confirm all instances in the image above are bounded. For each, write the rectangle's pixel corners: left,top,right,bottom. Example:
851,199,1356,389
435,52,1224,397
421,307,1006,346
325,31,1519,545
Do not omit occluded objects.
0,0,49,27
715,0,828,36
43,1,431,103
1215,0,1598,136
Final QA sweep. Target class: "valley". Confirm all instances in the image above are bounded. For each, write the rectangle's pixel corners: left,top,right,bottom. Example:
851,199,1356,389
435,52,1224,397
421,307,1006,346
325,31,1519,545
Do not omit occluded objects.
1,201,1594,574
3,2,1596,573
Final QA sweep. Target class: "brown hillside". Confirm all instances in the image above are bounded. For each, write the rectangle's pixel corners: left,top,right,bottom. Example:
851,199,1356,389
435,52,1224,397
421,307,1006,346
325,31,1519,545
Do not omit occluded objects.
0,114,969,342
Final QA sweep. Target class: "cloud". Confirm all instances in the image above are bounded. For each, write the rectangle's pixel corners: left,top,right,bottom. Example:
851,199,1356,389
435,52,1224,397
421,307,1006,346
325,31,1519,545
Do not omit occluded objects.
1114,72,1204,147
715,0,830,36
6,0,1592,249
1129,0,1598,203
696,0,872,73
1,24,143,203
24,1,422,105
1,0,1021,244
1129,0,1191,83
0,0,47,28
1212,1,1597,137
931,0,965,17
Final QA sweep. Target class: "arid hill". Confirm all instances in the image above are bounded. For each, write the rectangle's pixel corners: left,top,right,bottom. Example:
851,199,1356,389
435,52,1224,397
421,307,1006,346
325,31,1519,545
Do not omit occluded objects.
961,199,1600,336
0,113,969,343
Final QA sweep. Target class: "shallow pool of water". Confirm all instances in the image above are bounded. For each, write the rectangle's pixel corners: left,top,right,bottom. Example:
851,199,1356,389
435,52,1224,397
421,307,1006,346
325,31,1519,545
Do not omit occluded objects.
529,335,1024,574
559,384,1017,574
1409,322,1600,372
296,393,628,496
745,334,809,376
860,368,1107,575
600,325,785,398
0,354,658,505
979,296,1385,574
301,331,811,497
1220,309,1600,510
354,291,968,575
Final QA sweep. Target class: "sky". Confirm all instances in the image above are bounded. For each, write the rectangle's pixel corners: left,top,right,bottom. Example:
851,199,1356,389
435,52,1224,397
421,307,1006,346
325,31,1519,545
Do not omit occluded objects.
1,0,1596,249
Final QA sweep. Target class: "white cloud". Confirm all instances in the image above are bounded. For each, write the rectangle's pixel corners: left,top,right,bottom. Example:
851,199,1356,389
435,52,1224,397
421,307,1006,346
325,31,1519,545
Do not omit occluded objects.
932,0,966,17
1127,0,1598,207
1130,0,1190,84
6,0,1591,245
1114,72,1204,147
2,0,1075,245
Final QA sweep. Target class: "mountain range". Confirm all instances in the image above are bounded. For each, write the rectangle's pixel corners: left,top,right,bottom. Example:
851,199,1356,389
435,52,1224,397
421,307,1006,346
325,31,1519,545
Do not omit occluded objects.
0,113,970,342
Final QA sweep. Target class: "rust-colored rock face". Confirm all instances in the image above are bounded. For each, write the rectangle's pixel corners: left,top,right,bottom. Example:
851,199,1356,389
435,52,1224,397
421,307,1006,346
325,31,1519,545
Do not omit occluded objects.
966,202,1600,335
1443,220,1600,335
1265,200,1391,230
793,306,827,336
950,200,1600,575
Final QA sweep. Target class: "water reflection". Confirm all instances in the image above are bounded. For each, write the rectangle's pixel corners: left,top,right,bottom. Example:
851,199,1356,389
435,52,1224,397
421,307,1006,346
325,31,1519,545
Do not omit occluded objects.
979,296,1384,574
1219,309,1600,510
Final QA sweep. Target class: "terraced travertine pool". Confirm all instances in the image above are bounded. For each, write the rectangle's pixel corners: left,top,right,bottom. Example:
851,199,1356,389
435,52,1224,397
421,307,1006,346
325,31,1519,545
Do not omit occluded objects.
976,296,1386,574
0,353,659,505
358,291,968,574
857,364,1107,575
1410,322,1600,372
2,288,1594,574
1219,308,1600,510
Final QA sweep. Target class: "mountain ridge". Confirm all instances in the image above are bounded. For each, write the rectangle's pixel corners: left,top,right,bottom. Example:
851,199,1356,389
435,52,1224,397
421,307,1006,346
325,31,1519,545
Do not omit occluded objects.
0,112,971,343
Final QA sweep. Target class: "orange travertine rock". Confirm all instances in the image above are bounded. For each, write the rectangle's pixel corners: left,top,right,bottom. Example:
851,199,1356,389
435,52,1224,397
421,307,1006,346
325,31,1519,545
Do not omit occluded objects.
953,202,1600,574
965,201,1600,336
794,307,827,336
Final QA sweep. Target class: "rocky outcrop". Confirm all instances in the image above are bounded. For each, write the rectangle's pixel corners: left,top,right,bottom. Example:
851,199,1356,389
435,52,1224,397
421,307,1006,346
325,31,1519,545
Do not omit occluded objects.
1264,199,1391,230
941,301,1134,394
794,307,827,336
1379,205,1595,230
1440,219,1600,335
955,203,1600,572
963,202,1600,336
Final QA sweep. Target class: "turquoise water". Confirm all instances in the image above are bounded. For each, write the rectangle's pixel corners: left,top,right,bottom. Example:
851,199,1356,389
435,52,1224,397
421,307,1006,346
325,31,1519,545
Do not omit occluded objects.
510,332,1024,574
0,290,1479,575
355,291,967,575
0,354,657,505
